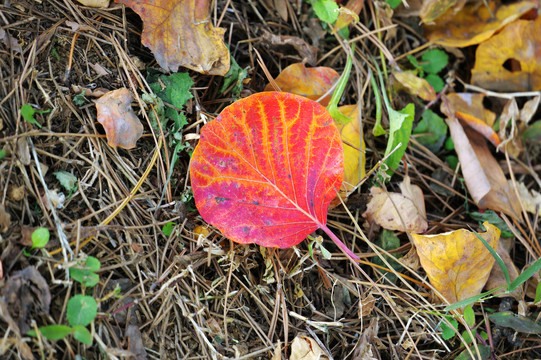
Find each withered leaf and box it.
[115,0,229,75]
[472,17,541,92]
[96,88,143,149]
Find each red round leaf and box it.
[190,92,344,248]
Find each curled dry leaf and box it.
[115,0,229,75]
[443,108,522,220]
[393,71,436,102]
[472,17,541,92]
[261,30,318,66]
[498,98,523,157]
[443,93,499,147]
[190,92,343,249]
[264,63,339,106]
[424,1,537,47]
[334,0,365,31]
[411,222,500,305]
[290,335,327,360]
[512,181,541,214]
[363,176,427,233]
[96,88,143,149]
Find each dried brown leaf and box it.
[96,88,143,149]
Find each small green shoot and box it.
[70,256,100,287]
[73,90,88,106]
[162,221,175,236]
[21,104,41,128]
[408,49,449,92]
[220,53,248,98]
[0,149,6,160]
[369,70,385,136]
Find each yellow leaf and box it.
[411,222,501,305]
[115,0,229,75]
[336,105,365,193]
[265,63,339,106]
[393,71,436,102]
[424,1,537,47]
[472,17,541,92]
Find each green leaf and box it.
[420,49,448,74]
[72,325,92,345]
[461,330,473,345]
[455,345,491,360]
[385,0,402,9]
[0,149,6,160]
[522,120,541,142]
[312,0,339,23]
[372,230,402,283]
[489,311,541,334]
[444,286,505,311]
[155,72,193,110]
[67,295,97,327]
[318,243,332,260]
[464,305,475,328]
[470,211,513,238]
[327,44,354,125]
[54,171,78,194]
[31,227,50,249]
[73,90,88,106]
[445,155,458,170]
[535,282,541,303]
[413,109,447,153]
[69,257,100,287]
[21,104,41,128]
[220,54,248,97]
[383,103,414,178]
[425,73,445,93]
[369,71,386,136]
[36,325,73,341]
[509,257,541,292]
[440,317,458,340]
[162,221,175,236]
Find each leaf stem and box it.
[319,223,359,260]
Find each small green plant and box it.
[31,227,50,250]
[162,221,175,236]
[408,49,449,92]
[54,171,78,196]
[0,149,6,160]
[73,90,88,106]
[220,53,248,98]
[307,235,332,260]
[28,256,101,345]
[20,104,51,128]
